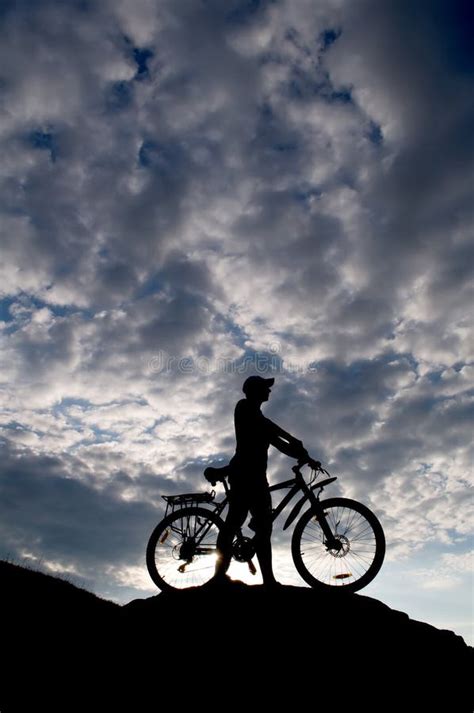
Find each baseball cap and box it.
[242,375,275,394]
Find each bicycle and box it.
[146,459,385,592]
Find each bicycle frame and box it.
[213,464,339,548]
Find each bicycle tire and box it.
[146,506,224,591]
[292,497,385,593]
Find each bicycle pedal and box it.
[248,560,257,575]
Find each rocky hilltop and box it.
[1,561,471,711]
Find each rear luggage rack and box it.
[162,491,215,515]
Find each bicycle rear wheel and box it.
[146,506,224,591]
[292,497,385,593]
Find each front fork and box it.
[306,493,341,552]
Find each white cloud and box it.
[411,550,474,591]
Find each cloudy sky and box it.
[0,0,472,641]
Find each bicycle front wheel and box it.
[292,498,385,593]
[146,507,224,591]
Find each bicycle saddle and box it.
[204,464,231,485]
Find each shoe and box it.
[262,579,283,590]
[202,573,232,588]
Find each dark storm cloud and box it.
[0,437,208,591]
[0,440,158,569]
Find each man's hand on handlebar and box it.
[298,455,323,471]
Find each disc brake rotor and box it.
[328,534,350,558]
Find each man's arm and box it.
[265,418,309,460]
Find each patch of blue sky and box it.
[68,430,121,451]
[366,121,383,145]
[89,425,120,442]
[292,185,322,206]
[138,141,164,169]
[104,40,155,113]
[142,416,172,436]
[285,76,320,102]
[445,529,472,545]
[137,140,160,168]
[422,539,468,556]
[134,273,165,300]
[137,140,185,173]
[417,462,434,475]
[285,68,352,105]
[381,351,421,371]
[1,297,70,335]
[40,300,92,320]
[54,397,146,418]
[320,28,342,51]
[425,369,445,385]
[258,30,347,106]
[52,398,93,427]
[1,420,35,434]
[441,361,468,373]
[132,47,153,80]
[54,397,93,411]
[324,87,352,104]
[0,297,18,323]
[27,129,57,162]
[0,295,94,330]
[269,329,318,352]
[121,33,154,79]
[2,320,22,337]
[105,81,133,112]
[232,346,284,376]
[220,317,249,351]
[314,353,419,390]
[253,104,300,154]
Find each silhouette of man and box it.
[214,376,311,586]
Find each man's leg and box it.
[214,493,247,577]
[250,489,278,585]
[255,533,276,585]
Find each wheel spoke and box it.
[293,499,385,591]
[147,507,221,590]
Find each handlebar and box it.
[294,457,330,477]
